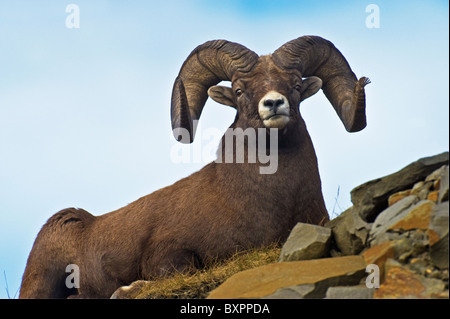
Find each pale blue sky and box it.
[0,0,448,298]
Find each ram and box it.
[19,36,369,298]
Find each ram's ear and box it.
[208,86,236,108]
[300,76,323,102]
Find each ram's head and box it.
[171,36,370,143]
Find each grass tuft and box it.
[132,244,281,299]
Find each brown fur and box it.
[20,36,368,298]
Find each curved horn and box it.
[171,40,259,143]
[272,36,370,132]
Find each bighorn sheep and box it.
[19,36,369,298]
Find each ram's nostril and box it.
[275,99,284,107]
[264,99,274,107]
[264,98,284,110]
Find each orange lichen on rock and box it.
[387,200,435,231]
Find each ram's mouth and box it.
[264,113,289,120]
[262,113,290,129]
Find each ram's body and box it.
[19,36,369,298]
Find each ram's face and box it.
[207,55,322,130]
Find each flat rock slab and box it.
[325,285,375,299]
[430,233,449,269]
[279,223,331,261]
[429,201,449,241]
[351,152,448,222]
[207,256,366,299]
[387,200,435,232]
[369,197,430,246]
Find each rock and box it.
[424,165,449,202]
[407,257,436,277]
[388,190,411,206]
[362,241,395,280]
[325,207,371,255]
[426,165,448,182]
[369,195,418,245]
[384,258,403,276]
[279,223,331,261]
[392,232,429,263]
[325,285,374,299]
[427,190,439,202]
[430,234,449,269]
[350,152,449,222]
[374,266,446,299]
[264,284,316,299]
[386,200,435,232]
[363,231,431,278]
[369,199,436,247]
[207,256,366,299]
[438,166,449,202]
[428,201,449,242]
[410,181,434,201]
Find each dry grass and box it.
[132,244,281,299]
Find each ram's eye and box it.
[294,85,302,92]
[235,89,243,97]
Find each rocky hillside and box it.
[207,151,449,299]
[113,152,449,299]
